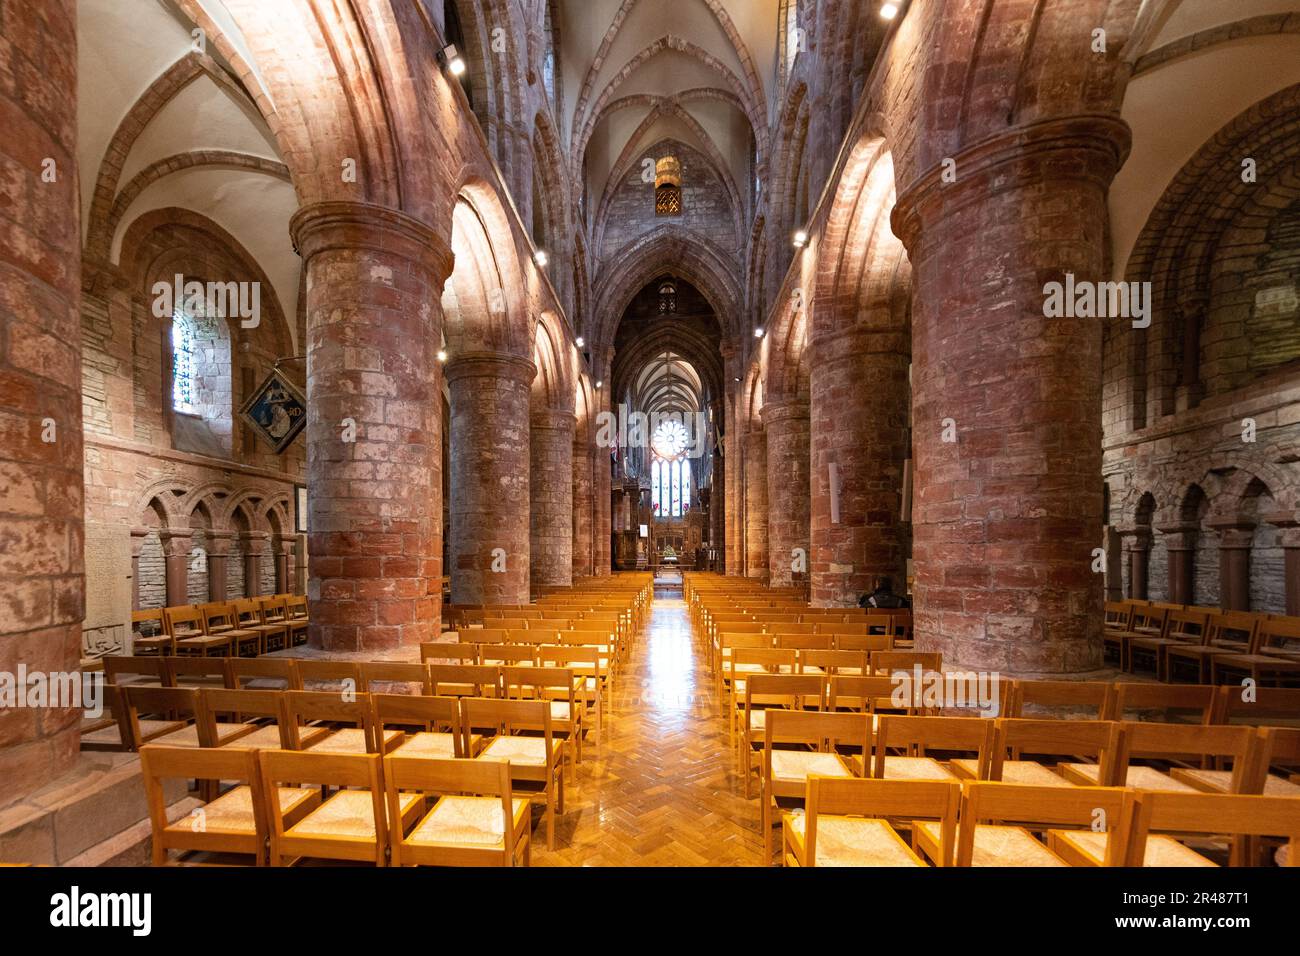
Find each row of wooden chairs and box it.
[748,709,1300,864]
[721,646,941,705]
[131,594,307,657]
[1105,602,1300,685]
[781,776,1300,867]
[128,688,571,854]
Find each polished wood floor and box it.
[531,588,766,866]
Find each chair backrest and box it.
[872,714,996,779]
[827,675,899,713]
[993,718,1122,784]
[1165,608,1210,643]
[1108,683,1217,724]
[257,750,386,860]
[286,594,308,618]
[132,608,165,631]
[296,660,361,691]
[1104,601,1133,629]
[804,777,960,867]
[359,661,432,696]
[763,708,870,752]
[226,657,300,690]
[1008,679,1113,720]
[202,687,288,744]
[773,633,833,650]
[743,673,826,713]
[1258,617,1300,652]
[460,627,509,645]
[124,686,204,743]
[164,655,231,688]
[801,649,869,675]
[502,665,576,697]
[1128,790,1300,866]
[421,642,480,664]
[958,781,1135,867]
[140,745,267,859]
[1131,604,1170,633]
[731,647,797,674]
[1118,722,1260,792]
[103,655,170,686]
[871,651,942,675]
[834,634,891,653]
[480,644,541,666]
[462,696,553,740]
[1215,684,1300,726]
[1207,610,1257,646]
[259,596,288,623]
[282,690,378,751]
[428,664,502,697]
[197,602,236,631]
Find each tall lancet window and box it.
[650,419,691,518]
[172,309,197,413]
[655,156,682,216]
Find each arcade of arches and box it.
[4,0,1300,864]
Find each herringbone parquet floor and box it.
[530,588,765,866]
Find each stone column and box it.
[161,531,193,608]
[809,325,910,607]
[294,534,308,595]
[764,400,810,587]
[744,429,768,581]
[592,354,613,576]
[291,202,450,651]
[530,408,575,590]
[1279,526,1300,617]
[722,346,742,575]
[273,534,296,595]
[207,532,234,603]
[892,116,1130,675]
[1211,524,1254,612]
[446,352,535,604]
[1120,528,1152,600]
[572,437,594,578]
[1160,525,1197,606]
[0,0,83,798]
[130,528,151,610]
[711,444,725,567]
[242,531,269,599]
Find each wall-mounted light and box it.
[575,336,585,348]
[595,380,603,389]
[442,44,466,76]
[437,349,448,363]
[754,327,765,339]
[733,376,741,383]
[534,250,549,267]
[792,230,808,248]
[880,2,900,20]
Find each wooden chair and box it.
[964,718,1122,789]
[385,755,530,866]
[228,598,279,655]
[1214,684,1300,726]
[123,686,213,749]
[465,697,564,850]
[871,651,942,675]
[1127,608,1210,681]
[503,665,584,766]
[538,645,604,738]
[944,781,1135,867]
[282,690,399,754]
[163,655,230,690]
[226,657,300,691]
[103,654,169,687]
[140,745,320,865]
[200,687,291,750]
[1213,618,1300,686]
[1006,679,1113,720]
[783,776,959,867]
[869,714,990,782]
[284,595,309,646]
[726,647,796,708]
[760,709,868,863]
[1063,722,1258,794]
[257,597,293,652]
[81,684,182,751]
[834,634,891,653]
[166,605,232,657]
[1167,610,1259,683]
[479,644,541,667]
[197,602,262,657]
[1110,603,1171,671]
[1126,790,1300,867]
[259,750,418,866]
[131,608,171,656]
[799,648,869,677]
[774,633,833,651]
[374,693,472,759]
[738,673,826,797]
[827,675,902,716]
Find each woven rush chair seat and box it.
[288,789,422,841]
[404,796,531,848]
[916,821,1066,866]
[305,727,403,755]
[148,721,254,748]
[769,750,852,785]
[1062,763,1199,792]
[784,813,926,867]
[173,785,319,837]
[1049,829,1214,867]
[477,735,562,768]
[949,758,1072,787]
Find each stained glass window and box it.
[172,310,196,413]
[650,420,692,518]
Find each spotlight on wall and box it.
[437,349,448,363]
[575,336,585,348]
[595,379,603,389]
[880,2,900,19]
[733,376,741,383]
[792,230,808,248]
[442,44,467,76]
[754,327,765,339]
[534,250,549,268]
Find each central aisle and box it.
[532,589,764,866]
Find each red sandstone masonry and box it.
[744,429,768,581]
[291,202,450,652]
[530,407,575,589]
[447,351,536,602]
[763,400,810,588]
[0,0,84,803]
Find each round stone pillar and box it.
[722,347,742,575]
[530,408,575,590]
[446,352,535,604]
[592,357,613,576]
[892,116,1131,675]
[0,0,83,799]
[744,429,769,581]
[809,325,910,606]
[290,202,451,651]
[763,400,810,587]
[571,438,594,578]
